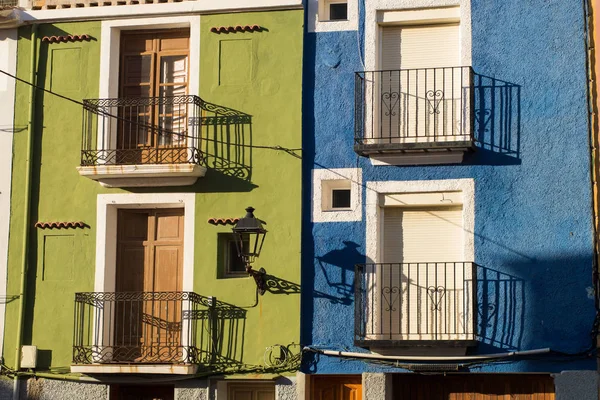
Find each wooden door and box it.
[115,209,184,362]
[228,383,276,400]
[393,374,555,399]
[119,30,190,164]
[311,376,362,400]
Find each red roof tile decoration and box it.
[210,25,263,34]
[207,218,240,226]
[42,34,92,43]
[35,221,88,229]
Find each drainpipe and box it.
[303,346,551,362]
[583,0,600,351]
[12,23,38,400]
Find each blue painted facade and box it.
[301,0,597,375]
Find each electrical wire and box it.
[0,68,302,153]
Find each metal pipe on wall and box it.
[12,23,38,400]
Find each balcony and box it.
[354,262,477,350]
[72,291,242,374]
[77,95,251,187]
[354,67,474,164]
[0,0,17,7]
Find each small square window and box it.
[218,233,248,278]
[321,179,352,211]
[329,3,348,20]
[332,189,351,209]
[319,0,348,22]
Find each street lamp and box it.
[232,207,268,295]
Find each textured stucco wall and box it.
[5,9,303,373]
[362,373,391,400]
[554,371,599,400]
[0,377,13,400]
[175,379,209,400]
[20,378,108,400]
[275,377,297,400]
[302,0,597,375]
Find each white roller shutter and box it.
[374,205,469,341]
[378,24,465,142]
[381,24,460,70]
[383,206,464,263]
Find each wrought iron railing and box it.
[354,67,474,153]
[81,95,251,167]
[0,0,18,8]
[73,291,221,365]
[355,262,477,345]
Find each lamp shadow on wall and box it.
[467,73,522,166]
[262,241,363,304]
[262,273,349,305]
[476,265,525,352]
[313,241,365,306]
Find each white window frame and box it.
[364,3,472,71]
[307,0,358,32]
[323,180,352,211]
[365,179,474,264]
[364,179,475,342]
[312,168,362,222]
[361,4,472,165]
[319,0,348,22]
[92,193,196,362]
[95,193,196,293]
[97,16,200,160]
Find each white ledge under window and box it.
[76,164,207,188]
[70,363,198,375]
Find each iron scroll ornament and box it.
[426,90,444,114]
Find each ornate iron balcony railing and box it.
[81,95,251,167]
[354,67,474,155]
[73,291,219,365]
[354,262,477,347]
[0,0,18,8]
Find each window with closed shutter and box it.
[365,203,472,341]
[376,24,467,143]
[381,24,460,71]
[383,206,464,263]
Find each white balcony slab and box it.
[71,364,199,375]
[77,163,207,188]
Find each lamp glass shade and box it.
[232,207,267,265]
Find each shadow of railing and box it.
[476,266,525,350]
[193,296,247,369]
[199,101,253,181]
[470,73,522,165]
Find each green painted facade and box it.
[5,10,303,374]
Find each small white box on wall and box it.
[21,345,37,369]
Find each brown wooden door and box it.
[393,374,555,399]
[115,209,184,362]
[228,383,276,400]
[119,30,190,164]
[311,376,362,400]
